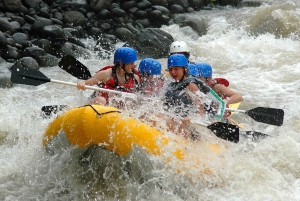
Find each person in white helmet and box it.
[169,41,194,63]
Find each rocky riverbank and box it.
[0,0,251,88]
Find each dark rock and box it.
[24,46,46,59]
[22,0,40,10]
[111,8,126,18]
[149,10,162,20]
[6,38,16,47]
[170,4,185,14]
[36,54,59,67]
[39,7,51,19]
[24,15,36,24]
[9,21,21,32]
[0,17,15,33]
[87,27,102,36]
[67,37,86,47]
[11,16,26,26]
[135,10,148,19]
[37,39,53,54]
[86,12,95,20]
[135,19,150,28]
[0,31,8,47]
[152,5,170,16]
[63,27,80,38]
[189,0,205,10]
[126,23,140,34]
[63,11,87,27]
[12,32,28,45]
[32,17,53,32]
[110,3,120,10]
[137,1,152,9]
[129,7,139,14]
[3,0,22,12]
[97,9,111,19]
[59,42,90,58]
[20,23,31,33]
[219,0,241,6]
[114,27,133,41]
[122,1,137,11]
[53,12,63,21]
[51,18,64,26]
[100,23,111,31]
[42,25,65,39]
[91,0,112,12]
[129,28,173,59]
[173,0,189,10]
[16,57,39,70]
[148,0,168,7]
[2,45,20,60]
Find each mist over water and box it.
[1,0,300,200]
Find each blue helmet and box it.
[114,47,138,65]
[138,58,162,75]
[198,62,212,77]
[188,63,198,76]
[167,54,188,69]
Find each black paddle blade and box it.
[11,65,50,86]
[59,55,92,80]
[41,105,67,118]
[246,107,284,126]
[207,122,239,143]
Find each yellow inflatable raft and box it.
[43,105,223,175]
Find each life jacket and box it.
[93,65,140,103]
[207,77,232,118]
[164,77,210,115]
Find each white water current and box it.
[1,0,300,200]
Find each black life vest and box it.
[164,77,210,115]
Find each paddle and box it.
[226,107,284,126]
[10,65,136,98]
[58,55,92,79]
[191,120,239,143]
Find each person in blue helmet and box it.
[189,62,243,105]
[188,62,243,118]
[163,54,215,138]
[77,47,141,106]
[138,58,165,96]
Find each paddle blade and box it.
[59,55,92,80]
[11,65,50,86]
[207,122,239,143]
[246,107,284,126]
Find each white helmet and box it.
[169,41,190,53]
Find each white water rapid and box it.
[1,0,300,200]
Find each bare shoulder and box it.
[94,68,112,82]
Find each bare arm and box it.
[213,84,243,105]
[186,82,205,115]
[77,68,112,90]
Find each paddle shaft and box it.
[225,108,247,113]
[19,72,136,98]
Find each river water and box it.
[1,0,300,200]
